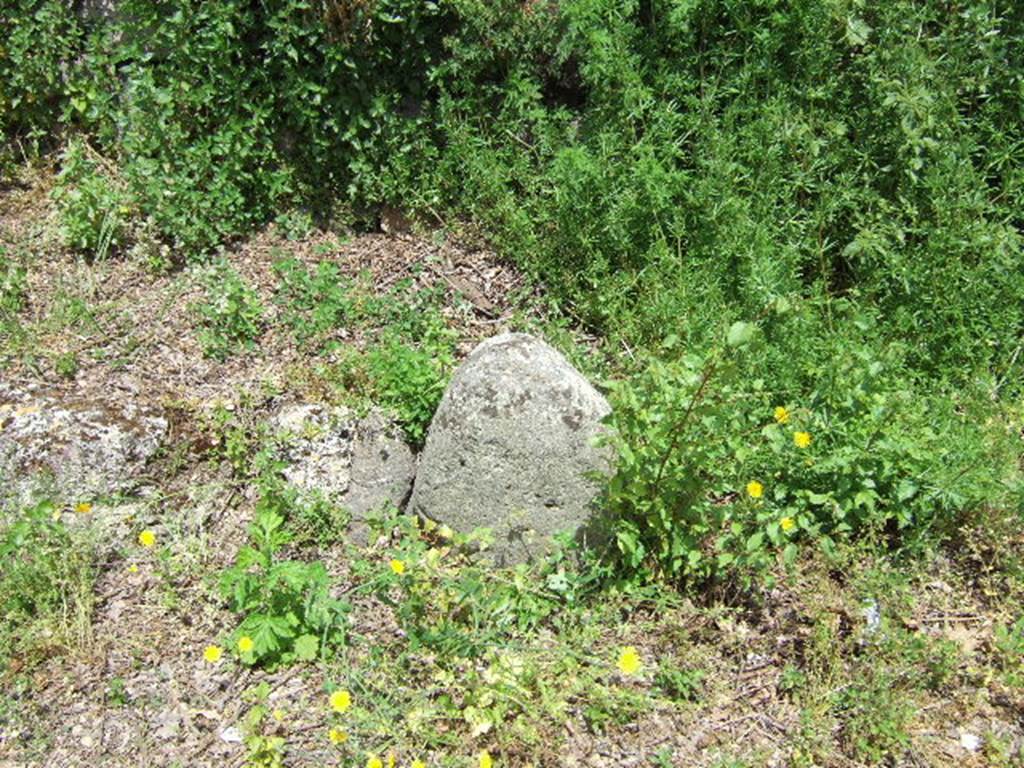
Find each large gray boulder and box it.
[0,382,167,506]
[409,333,612,564]
[270,404,416,542]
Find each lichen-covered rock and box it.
[0,382,167,505]
[409,332,612,565]
[271,404,415,541]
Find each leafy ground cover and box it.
[2,1,1024,765]
[0,166,1022,768]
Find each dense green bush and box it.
[602,307,1021,586]
[5,0,1016,377]
[16,0,448,253]
[0,1,81,157]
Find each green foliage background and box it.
[2,0,1022,580]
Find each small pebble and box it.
[960,732,981,752]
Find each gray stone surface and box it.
[0,382,167,505]
[409,332,612,564]
[74,0,121,23]
[271,404,415,540]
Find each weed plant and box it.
[0,500,98,673]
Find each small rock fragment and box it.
[271,403,415,541]
[959,732,981,752]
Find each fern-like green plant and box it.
[219,483,349,666]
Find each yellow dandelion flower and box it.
[479,750,493,768]
[203,645,223,663]
[773,406,790,424]
[412,761,427,768]
[237,636,254,654]
[794,431,811,449]
[390,558,406,575]
[367,757,383,768]
[138,529,156,548]
[328,727,347,744]
[387,754,396,768]
[330,689,351,713]
[75,502,92,514]
[127,564,139,574]
[746,481,764,499]
[780,517,796,532]
[617,646,642,675]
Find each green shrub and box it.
[3,1,1020,377]
[194,262,265,360]
[364,337,448,446]
[52,140,132,258]
[0,500,98,672]
[314,281,457,445]
[600,320,773,583]
[601,310,1022,587]
[0,0,81,151]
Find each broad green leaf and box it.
[727,321,755,348]
[293,634,319,662]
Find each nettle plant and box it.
[272,257,354,347]
[194,262,265,360]
[220,477,350,666]
[601,320,766,583]
[601,305,1014,588]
